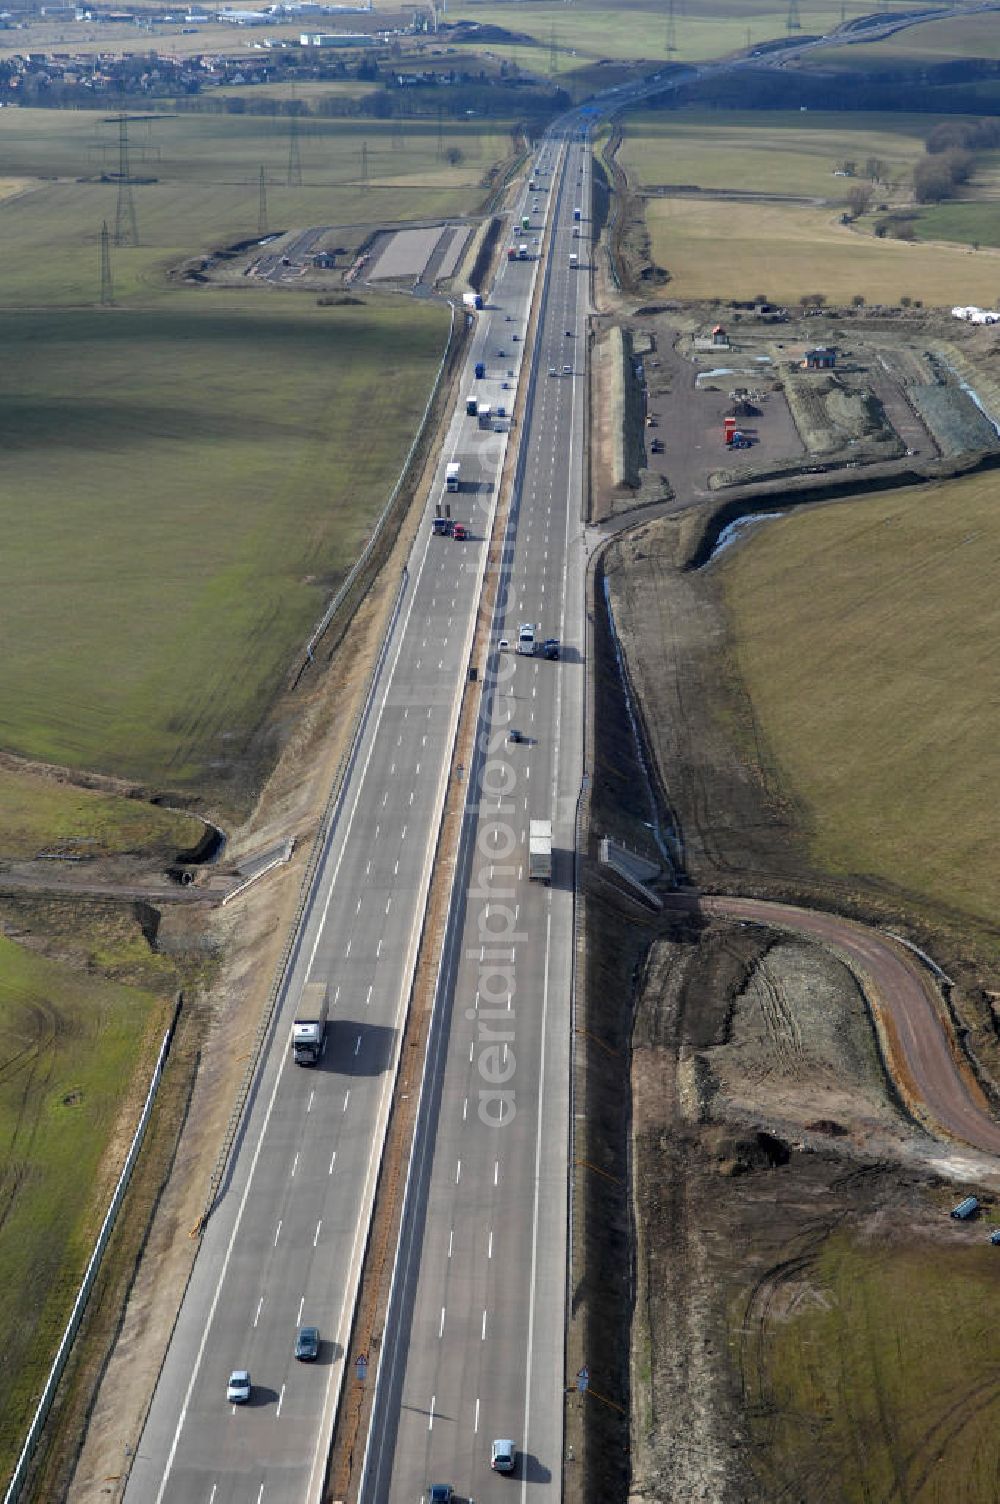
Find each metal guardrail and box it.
[199,568,409,1228]
[3,997,183,1504]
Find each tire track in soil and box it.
[0,996,59,1236]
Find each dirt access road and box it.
[671,894,1000,1160]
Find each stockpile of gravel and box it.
[908,383,1000,456]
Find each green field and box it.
[0,933,160,1476]
[444,0,946,68]
[617,110,934,196]
[0,109,510,306]
[647,195,1000,304]
[0,294,448,797]
[816,9,1000,69]
[0,767,205,860]
[719,472,1000,928]
[748,1230,1000,1501]
[913,198,1000,249]
[0,105,514,805]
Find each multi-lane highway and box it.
[360,134,592,1504]
[124,126,573,1504]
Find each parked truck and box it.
[446,461,461,492]
[292,981,328,1065]
[529,820,552,883]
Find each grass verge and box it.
[0,932,163,1483]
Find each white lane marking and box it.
[409,791,414,805]
[428,1395,436,1431]
[365,860,371,876]
[297,1295,304,1324]
[455,1159,462,1184]
[474,1397,480,1434]
[314,1220,322,1248]
[291,1152,299,1177]
[256,1486,264,1504]
[382,791,388,806]
[274,1221,282,1247]
[356,897,363,914]
[481,1310,487,1341]
[390,762,396,776]
[345,938,352,958]
[375,823,380,839]
[254,1296,264,1328]
[488,1229,493,1260]
[307,1090,314,1113]
[276,1384,285,1418]
[385,896,392,914]
[366,984,373,1007]
[494,1160,500,1186]
[376,938,383,958]
[469,1041,474,1062]
[355,1034,362,1056]
[329,1150,337,1175]
[401,825,407,840]
[448,1228,454,1258]
[439,1307,446,1339]
[462,1097,468,1121]
[210,1488,217,1504]
[520,911,554,1504]
[343,1091,350,1113]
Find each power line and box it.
[257,164,268,236]
[287,115,302,187]
[99,219,113,305]
[113,113,138,247]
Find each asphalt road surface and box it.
[125,159,549,1504]
[359,134,591,1504]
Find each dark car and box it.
[508,728,525,744]
[540,639,560,660]
[294,1326,320,1361]
[427,1489,453,1504]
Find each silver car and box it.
[227,1369,251,1404]
[491,1438,516,1473]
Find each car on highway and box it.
[539,638,560,660]
[294,1326,320,1361]
[497,349,507,357]
[498,638,510,651]
[508,728,525,744]
[227,1370,251,1404]
[562,364,572,374]
[491,1438,517,1473]
[427,1488,453,1503]
[549,366,557,377]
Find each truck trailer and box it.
[462,291,484,310]
[292,981,328,1065]
[528,820,552,883]
[446,462,461,492]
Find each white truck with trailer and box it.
[529,820,552,883]
[292,981,328,1065]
